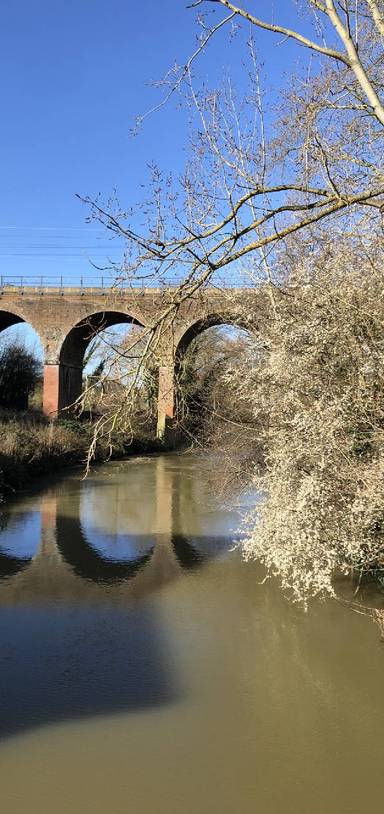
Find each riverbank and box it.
[0,410,164,499]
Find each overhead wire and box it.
[0,226,125,260]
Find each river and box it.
[0,452,383,814]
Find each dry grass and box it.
[0,409,159,498]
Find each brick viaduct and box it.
[0,284,255,437]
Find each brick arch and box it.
[169,312,252,427]
[0,306,44,345]
[156,306,251,440]
[59,310,144,368]
[0,308,25,332]
[46,310,145,416]
[174,312,248,360]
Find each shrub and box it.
[0,343,41,411]
[229,239,384,603]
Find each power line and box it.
[0,255,122,261]
[0,225,107,231]
[0,246,123,251]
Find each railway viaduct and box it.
[0,282,256,437]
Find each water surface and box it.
[0,453,383,814]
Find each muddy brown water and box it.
[0,452,383,814]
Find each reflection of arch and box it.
[171,535,205,570]
[172,534,232,571]
[58,310,144,412]
[0,550,32,580]
[56,512,154,584]
[0,508,41,579]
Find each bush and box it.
[227,238,384,603]
[0,343,41,410]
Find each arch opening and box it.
[0,312,43,411]
[175,317,255,418]
[174,319,263,474]
[57,311,145,415]
[154,314,252,441]
[175,313,250,359]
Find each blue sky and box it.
[0,0,314,287]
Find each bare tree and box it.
[73,3,384,609]
[192,1,384,120]
[78,0,383,456]
[80,1,383,294]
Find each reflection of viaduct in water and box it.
[0,458,224,606]
[0,284,256,436]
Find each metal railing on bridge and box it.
[0,273,250,291]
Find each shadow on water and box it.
[0,455,235,741]
[0,603,178,741]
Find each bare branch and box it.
[365,0,384,38]
[202,0,349,62]
[136,10,236,127]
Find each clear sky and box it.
[0,0,311,285]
